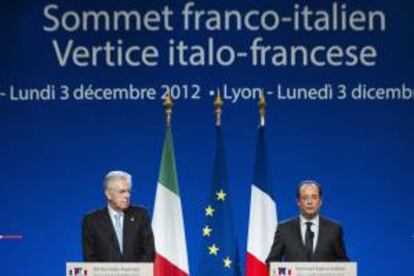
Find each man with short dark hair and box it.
[82,171,155,262]
[266,180,349,263]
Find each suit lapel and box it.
[101,208,122,255]
[123,208,137,258]
[293,218,308,260]
[314,216,327,259]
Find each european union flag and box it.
[196,126,241,276]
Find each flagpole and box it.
[164,93,173,127]
[258,90,266,127]
[214,89,223,127]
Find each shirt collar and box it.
[300,214,319,227]
[107,204,124,218]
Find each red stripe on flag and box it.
[154,253,188,276]
[246,252,268,276]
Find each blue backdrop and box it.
[0,1,413,275]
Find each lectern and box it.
[66,262,153,276]
[270,262,357,276]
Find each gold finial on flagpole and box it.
[164,93,173,127]
[258,89,266,127]
[214,89,223,127]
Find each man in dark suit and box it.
[266,180,349,263]
[82,171,155,262]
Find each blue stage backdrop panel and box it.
[0,1,413,275]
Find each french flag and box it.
[246,125,277,276]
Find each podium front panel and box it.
[270,262,357,276]
[66,262,153,276]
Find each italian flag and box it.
[152,127,189,276]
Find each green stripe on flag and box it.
[158,127,180,195]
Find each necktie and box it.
[305,222,314,260]
[114,213,123,253]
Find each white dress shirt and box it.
[300,214,319,253]
[107,205,124,230]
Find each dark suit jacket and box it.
[82,205,155,262]
[266,216,349,263]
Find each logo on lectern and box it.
[69,267,88,276]
[276,267,296,276]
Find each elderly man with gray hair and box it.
[82,171,155,262]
